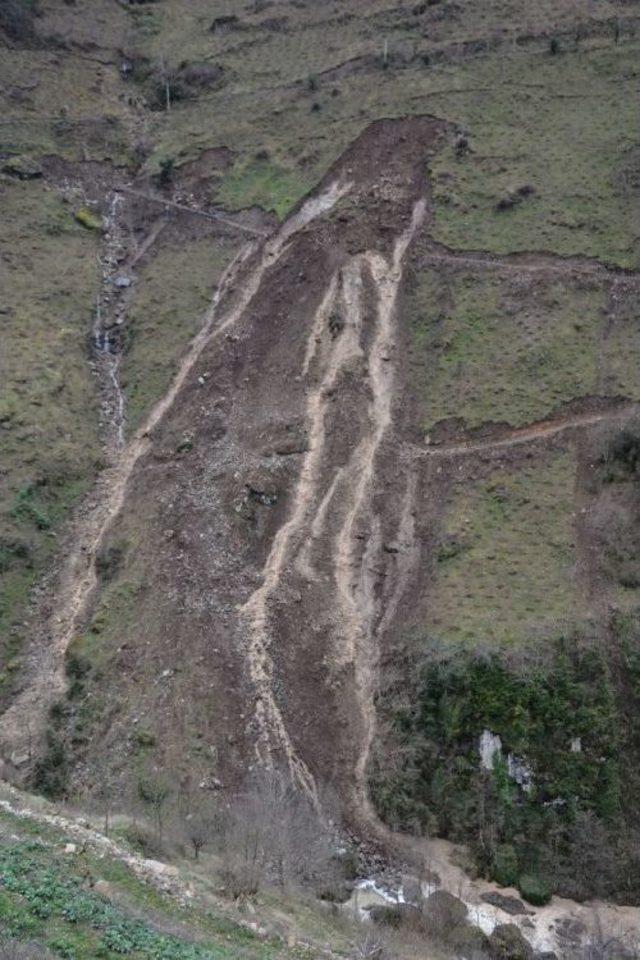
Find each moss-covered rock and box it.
[74,207,103,231]
[2,156,43,179]
[489,924,534,960]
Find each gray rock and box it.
[2,155,43,179]
[482,891,533,916]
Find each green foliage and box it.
[216,157,308,220]
[491,844,518,888]
[157,156,174,187]
[11,488,51,532]
[370,639,630,898]
[517,873,551,906]
[0,840,228,958]
[597,423,640,483]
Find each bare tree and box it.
[217,769,339,897]
[137,773,172,845]
[579,912,639,960]
[178,789,219,861]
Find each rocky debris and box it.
[553,918,587,947]
[481,892,533,916]
[2,155,43,179]
[400,874,422,905]
[489,923,535,960]
[199,776,223,790]
[507,753,533,793]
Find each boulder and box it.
[2,155,43,179]
[482,891,533,916]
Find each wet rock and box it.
[489,923,534,960]
[482,892,533,916]
[2,155,42,179]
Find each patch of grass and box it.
[427,44,640,267]
[0,179,102,690]
[216,157,309,220]
[407,267,622,432]
[0,822,321,960]
[121,234,239,432]
[428,452,579,648]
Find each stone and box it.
[2,155,43,179]
[482,892,533,916]
[479,729,502,770]
[64,843,77,854]
[113,275,132,288]
[400,874,422,905]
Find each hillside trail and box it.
[0,177,351,764]
[412,402,639,459]
[421,246,639,279]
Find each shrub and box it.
[549,37,560,55]
[492,844,519,888]
[489,923,534,960]
[518,873,551,906]
[157,157,174,187]
[0,0,39,42]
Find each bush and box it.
[157,157,174,187]
[492,844,519,887]
[0,0,39,42]
[518,873,551,906]
[489,923,534,960]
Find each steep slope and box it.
[2,0,640,924]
